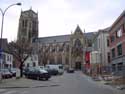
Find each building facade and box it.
[0,39,13,69]
[92,28,111,73]
[17,9,96,70]
[35,26,96,70]
[109,10,125,75]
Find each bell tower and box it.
[17,8,38,43]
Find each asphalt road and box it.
[0,71,124,94]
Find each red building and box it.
[109,10,125,74]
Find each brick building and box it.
[109,10,125,75]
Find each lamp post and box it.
[0,3,21,71]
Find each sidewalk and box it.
[0,77,57,88]
[82,73,125,89]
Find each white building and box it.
[0,52,13,69]
[92,28,110,66]
[0,39,13,69]
[90,51,101,64]
[24,54,38,67]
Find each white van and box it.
[46,64,64,75]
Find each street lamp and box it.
[0,3,21,69]
[0,3,21,41]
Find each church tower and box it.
[17,8,38,43]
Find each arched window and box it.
[74,39,82,49]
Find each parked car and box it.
[67,68,75,73]
[9,68,17,77]
[23,67,34,77]
[1,69,13,79]
[24,67,51,80]
[45,64,64,75]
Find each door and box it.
[75,62,81,70]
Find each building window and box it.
[111,48,115,58]
[107,52,110,63]
[117,63,123,71]
[27,63,29,67]
[10,56,11,61]
[7,55,9,61]
[117,44,122,56]
[116,28,122,38]
[110,35,115,43]
[25,20,28,27]
[33,62,36,67]
[112,64,116,71]
[22,20,28,28]
[22,20,25,27]
[107,39,109,47]
[98,38,100,48]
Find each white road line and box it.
[2,90,17,94]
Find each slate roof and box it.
[36,32,96,44]
[37,35,70,44]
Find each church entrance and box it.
[75,62,81,70]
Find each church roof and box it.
[38,35,70,44]
[36,32,96,44]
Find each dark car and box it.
[67,68,75,73]
[45,65,59,76]
[9,68,17,77]
[46,68,59,76]
[25,67,51,80]
[1,69,13,79]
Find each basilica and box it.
[17,9,96,70]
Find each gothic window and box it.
[73,39,82,55]
[25,20,28,27]
[22,20,28,28]
[22,20,25,27]
[88,39,92,47]
[74,39,82,49]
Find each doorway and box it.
[75,62,81,70]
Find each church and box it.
[17,9,96,70]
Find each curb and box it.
[0,84,60,89]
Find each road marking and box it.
[2,90,17,94]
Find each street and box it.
[0,71,124,94]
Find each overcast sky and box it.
[0,0,125,42]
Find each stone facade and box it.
[17,8,38,43]
[35,26,96,69]
[17,9,96,70]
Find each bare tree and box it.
[8,40,32,77]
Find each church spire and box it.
[74,25,83,34]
